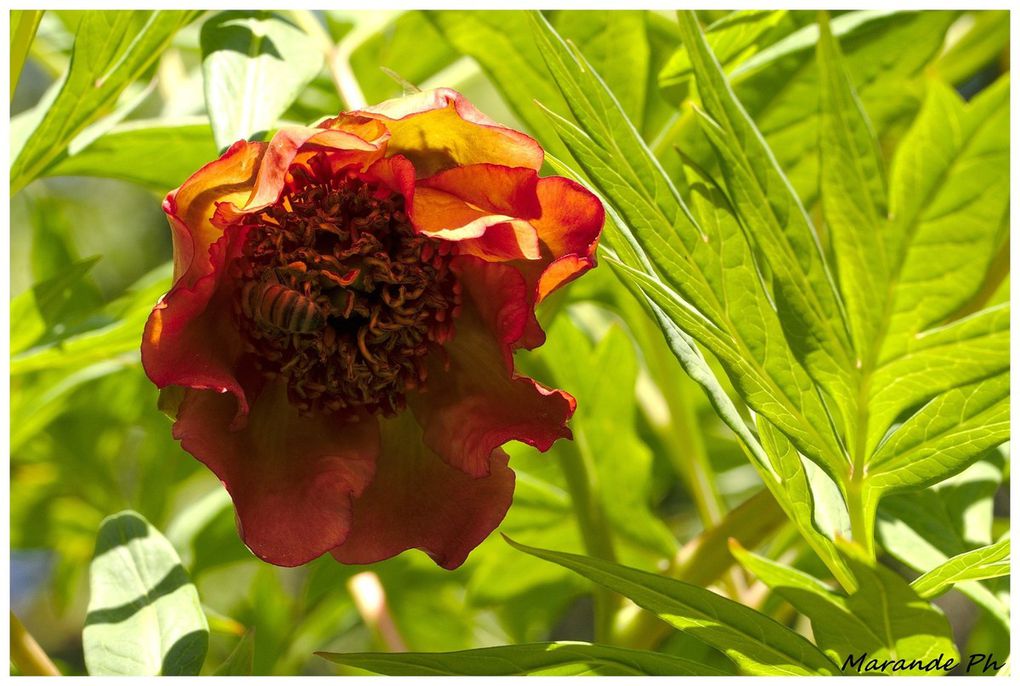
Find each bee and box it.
[241,272,325,334]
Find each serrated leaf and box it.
[912,534,1010,599]
[817,14,888,361]
[506,537,839,676]
[11,10,198,193]
[200,11,323,150]
[46,119,218,192]
[83,511,208,676]
[659,10,787,100]
[319,641,727,676]
[677,11,854,423]
[532,13,845,478]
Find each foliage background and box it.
[9,9,1010,676]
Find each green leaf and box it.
[11,262,171,375]
[45,119,218,192]
[468,315,674,639]
[551,11,650,128]
[11,10,45,99]
[549,321,677,559]
[867,372,1009,492]
[83,511,208,676]
[532,13,845,477]
[659,10,787,101]
[912,534,1010,599]
[677,11,854,423]
[726,10,956,206]
[878,454,1009,629]
[11,10,198,193]
[817,13,888,361]
[867,77,1010,452]
[869,305,1010,457]
[732,539,959,674]
[506,537,839,676]
[214,630,255,676]
[200,10,323,150]
[319,641,728,676]
[10,257,102,355]
[755,419,854,590]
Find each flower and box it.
[141,89,604,569]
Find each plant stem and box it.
[10,612,60,676]
[846,479,876,560]
[347,572,406,652]
[557,436,619,643]
[287,9,366,110]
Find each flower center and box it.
[231,158,459,417]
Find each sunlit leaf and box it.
[732,539,959,674]
[320,641,727,676]
[659,10,787,101]
[817,13,887,362]
[200,10,323,150]
[912,534,1010,599]
[11,10,199,193]
[507,537,839,676]
[46,119,217,192]
[11,10,45,99]
[677,11,854,427]
[83,511,208,676]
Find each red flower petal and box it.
[408,258,576,478]
[221,124,388,221]
[331,412,514,570]
[411,165,603,305]
[356,88,544,176]
[412,164,542,260]
[364,154,417,214]
[173,381,379,567]
[142,142,264,412]
[529,176,604,303]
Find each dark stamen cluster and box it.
[230,155,460,416]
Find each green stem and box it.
[10,613,60,676]
[287,10,366,110]
[846,479,877,560]
[557,436,619,643]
